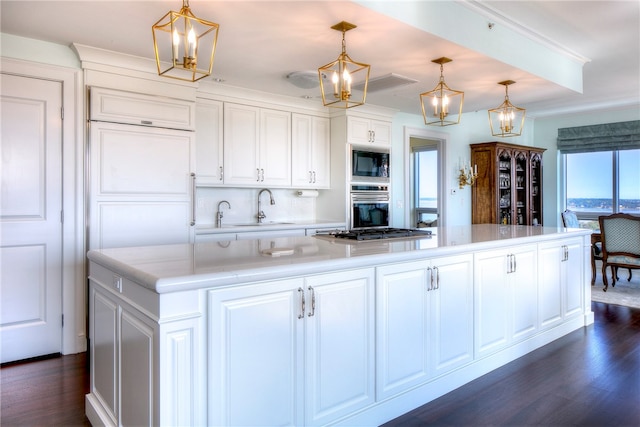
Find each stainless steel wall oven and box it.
[350,185,390,229]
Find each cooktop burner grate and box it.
[329,227,432,241]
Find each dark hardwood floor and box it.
[1,301,639,427]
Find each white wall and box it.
[533,107,640,226]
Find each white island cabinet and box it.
[86,225,593,427]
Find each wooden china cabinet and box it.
[471,142,545,226]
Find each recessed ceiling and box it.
[1,1,638,118]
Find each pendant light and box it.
[488,80,526,137]
[420,57,464,126]
[152,0,220,82]
[318,21,370,109]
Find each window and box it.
[565,148,640,228]
[559,120,639,229]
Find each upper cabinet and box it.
[471,142,545,226]
[347,116,391,147]
[195,98,223,185]
[89,86,195,130]
[291,113,331,189]
[223,103,291,187]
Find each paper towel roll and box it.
[296,190,319,198]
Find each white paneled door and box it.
[0,74,63,363]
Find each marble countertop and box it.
[88,225,591,294]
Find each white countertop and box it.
[88,225,591,294]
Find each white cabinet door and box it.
[89,282,156,427]
[89,122,195,249]
[207,268,374,427]
[208,278,305,427]
[376,255,473,399]
[538,237,583,329]
[223,103,260,185]
[474,249,510,358]
[474,244,537,358]
[260,108,291,186]
[223,103,291,187]
[376,261,430,399]
[347,116,391,146]
[304,268,375,426]
[510,245,538,341]
[195,98,223,185]
[90,86,195,130]
[429,254,474,377]
[292,114,331,189]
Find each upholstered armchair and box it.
[598,213,640,291]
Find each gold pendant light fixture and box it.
[152,0,219,82]
[488,80,526,137]
[318,21,370,109]
[420,57,464,126]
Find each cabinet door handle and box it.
[307,286,316,317]
[312,171,316,183]
[256,168,260,182]
[298,287,305,319]
[261,168,265,182]
[190,172,196,226]
[512,254,517,273]
[427,267,433,291]
[372,130,375,142]
[308,171,313,184]
[433,266,440,290]
[219,166,223,181]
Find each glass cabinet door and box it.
[497,148,513,224]
[514,151,527,225]
[530,152,542,226]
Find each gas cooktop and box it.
[318,227,433,241]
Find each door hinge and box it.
[61,314,64,327]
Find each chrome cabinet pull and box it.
[219,166,223,181]
[513,254,516,272]
[427,267,433,291]
[312,171,316,183]
[256,168,260,182]
[298,287,305,319]
[433,266,440,290]
[308,171,313,183]
[307,286,316,317]
[190,172,196,226]
[260,168,265,182]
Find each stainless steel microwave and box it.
[351,145,390,183]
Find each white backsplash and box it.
[196,187,318,227]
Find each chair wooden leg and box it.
[602,263,609,292]
[590,253,596,286]
[627,268,633,281]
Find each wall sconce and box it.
[318,21,370,109]
[152,0,219,82]
[458,160,478,189]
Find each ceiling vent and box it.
[353,73,418,92]
[286,71,322,89]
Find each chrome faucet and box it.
[216,200,231,228]
[257,189,275,223]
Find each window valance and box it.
[557,120,640,153]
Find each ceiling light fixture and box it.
[152,0,219,82]
[420,57,464,126]
[488,80,526,137]
[318,21,370,109]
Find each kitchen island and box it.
[86,225,593,427]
